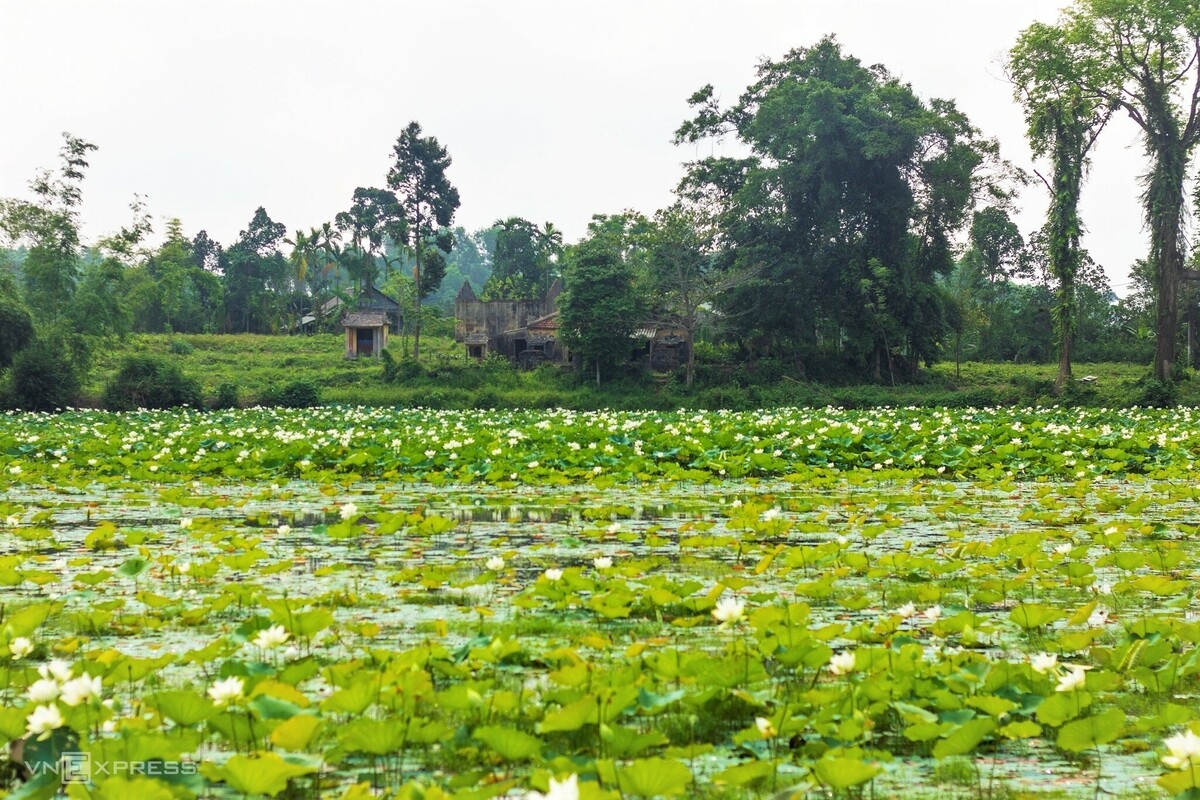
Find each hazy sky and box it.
[0,1,1159,294]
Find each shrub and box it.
[213,382,241,410]
[1136,377,1177,408]
[381,350,426,383]
[259,380,321,408]
[10,342,81,412]
[168,338,194,355]
[102,355,203,411]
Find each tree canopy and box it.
[675,37,1009,378]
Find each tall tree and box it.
[223,208,288,333]
[0,133,97,324]
[675,38,1004,379]
[968,208,1025,289]
[1039,0,1200,382]
[334,187,405,291]
[560,221,643,387]
[484,217,558,299]
[1010,20,1113,392]
[644,204,759,388]
[0,268,34,369]
[387,122,460,361]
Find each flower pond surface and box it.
[3,407,1200,798]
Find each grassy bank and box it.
[78,333,1191,409]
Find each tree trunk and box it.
[413,210,424,363]
[413,257,422,363]
[1148,134,1190,384]
[1189,305,1198,369]
[1152,206,1184,384]
[1055,327,1072,395]
[685,327,696,389]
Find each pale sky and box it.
[0,0,1162,294]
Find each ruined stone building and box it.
[454,277,692,371]
[454,279,566,367]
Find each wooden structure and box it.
[343,312,389,358]
[634,325,690,371]
[342,286,402,359]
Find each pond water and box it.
[1,475,1192,797]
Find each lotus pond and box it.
[4,406,1200,799]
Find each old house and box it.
[342,285,402,359]
[455,279,564,362]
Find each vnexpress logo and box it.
[26,753,197,783]
[25,752,91,784]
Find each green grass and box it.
[76,332,1198,409]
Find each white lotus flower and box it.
[339,502,359,521]
[593,556,613,570]
[8,637,34,659]
[922,605,943,622]
[712,596,745,625]
[1163,729,1200,770]
[1053,542,1072,555]
[179,517,193,529]
[59,674,102,706]
[1030,652,1058,674]
[208,676,245,706]
[27,678,61,703]
[25,704,64,740]
[277,524,292,535]
[543,568,563,582]
[39,660,72,682]
[253,625,290,650]
[828,651,857,676]
[755,716,777,738]
[524,774,579,800]
[1055,665,1088,693]
[896,602,918,619]
[486,556,505,571]
[760,507,781,522]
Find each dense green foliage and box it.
[7,341,80,412]
[560,223,643,385]
[483,217,561,299]
[258,379,321,409]
[675,37,1007,378]
[101,355,204,411]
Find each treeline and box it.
[3,1,1199,411]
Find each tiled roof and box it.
[342,311,389,327]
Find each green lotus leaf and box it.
[202,751,317,797]
[1056,707,1125,752]
[154,690,216,726]
[607,757,693,797]
[813,756,880,790]
[473,725,543,761]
